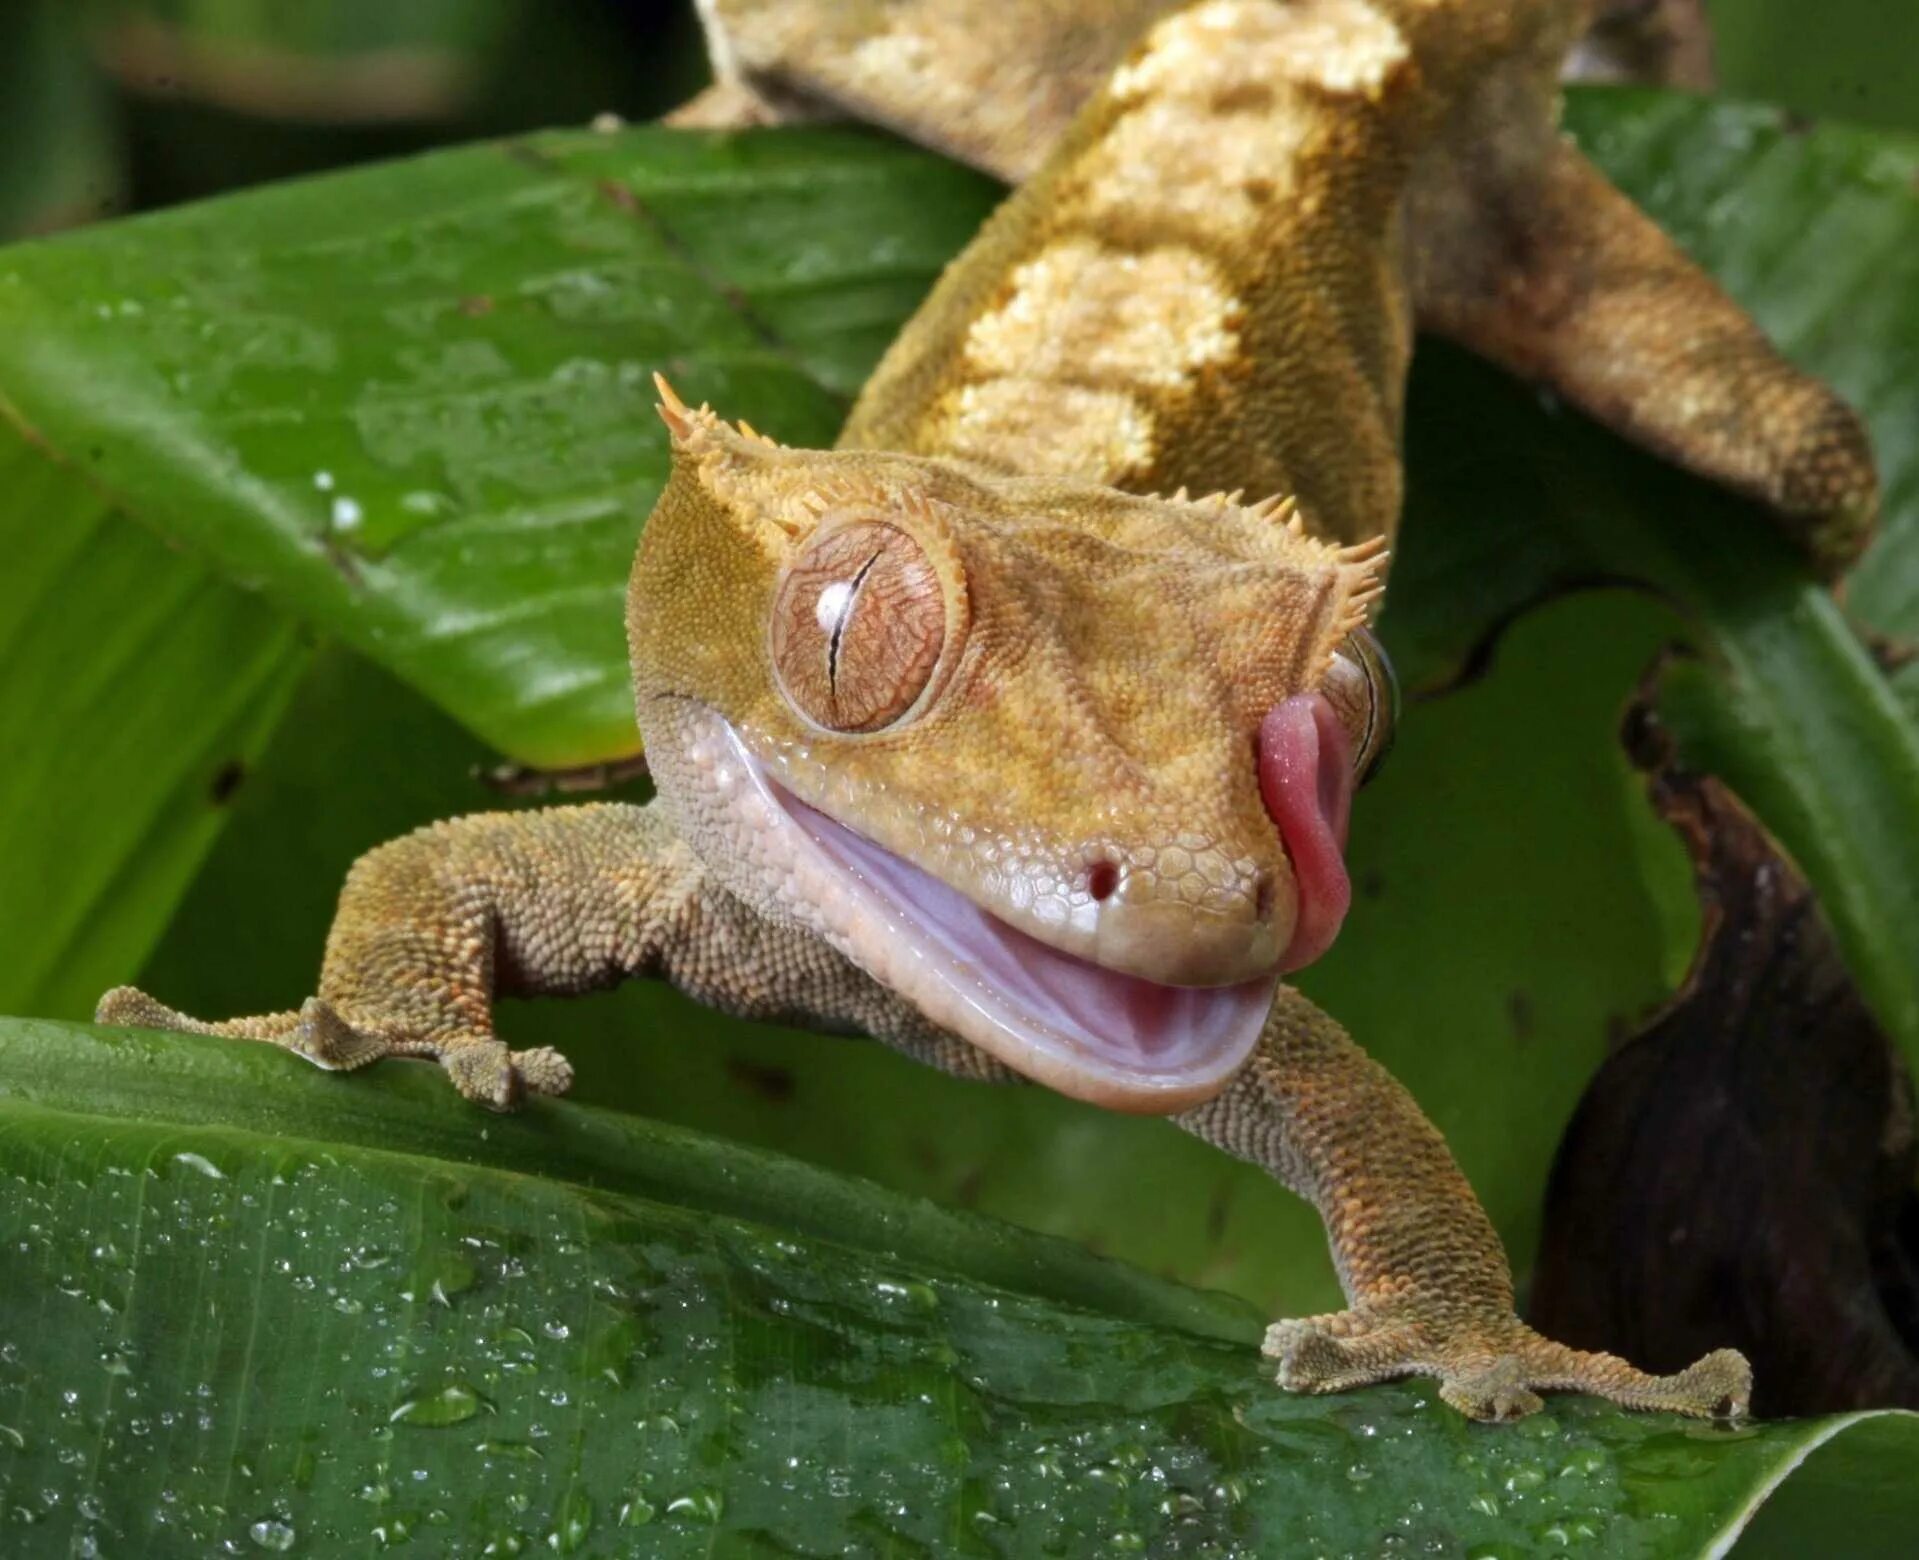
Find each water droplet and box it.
[172,1152,224,1179]
[545,1491,593,1551]
[1504,1463,1546,1494]
[331,497,364,532]
[390,1383,492,1427]
[476,1440,543,1462]
[663,1489,722,1523]
[249,1517,297,1551]
[617,1496,654,1527]
[871,1277,940,1310]
[0,1425,24,1451]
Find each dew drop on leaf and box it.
[389,1383,492,1427]
[248,1517,296,1551]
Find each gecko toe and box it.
[96,986,189,1030]
[1440,1357,1544,1422]
[292,998,392,1072]
[511,1046,575,1097]
[439,1041,526,1112]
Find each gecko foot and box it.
[437,1038,576,1111]
[1263,1305,1751,1422]
[95,986,575,1111]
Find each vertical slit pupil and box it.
[825,547,884,691]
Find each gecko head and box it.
[627,384,1393,1109]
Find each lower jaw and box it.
[706,729,1277,1112]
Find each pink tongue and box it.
[1258,694,1355,972]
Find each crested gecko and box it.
[100,0,1877,1421]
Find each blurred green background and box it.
[3,0,1913,246]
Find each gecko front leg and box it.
[98,805,709,1108]
[98,805,692,1107]
[1179,986,1752,1420]
[98,800,1012,1108]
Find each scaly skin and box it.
[101,0,1876,1420]
[695,0,1876,568]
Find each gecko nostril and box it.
[1087,859,1120,902]
[1255,873,1275,921]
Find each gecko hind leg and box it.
[94,985,574,1109]
[1410,130,1878,575]
[1265,1305,1750,1421]
[1179,987,1754,1423]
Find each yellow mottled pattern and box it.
[962,241,1240,391]
[844,0,1420,549]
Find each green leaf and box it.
[0,125,1000,767]
[0,421,308,1019]
[1,1016,1912,1556]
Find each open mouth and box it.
[706,686,1356,1112]
[712,721,1278,1111]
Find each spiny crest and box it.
[1145,479,1391,677]
[1331,533,1390,641]
[1245,492,1305,536]
[653,372,785,453]
[655,379,968,564]
[654,373,818,541]
[1148,484,1346,567]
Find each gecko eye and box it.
[770,519,947,733]
[1321,626,1398,786]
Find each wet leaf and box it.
[1,1015,1914,1556]
[0,123,999,766]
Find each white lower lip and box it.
[716,722,1274,1110]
